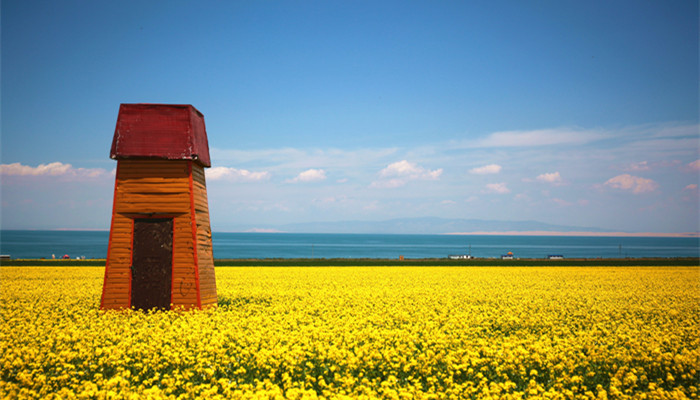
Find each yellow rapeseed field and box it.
[1,266,698,399]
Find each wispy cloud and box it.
[604,174,659,194]
[210,147,307,165]
[370,178,405,189]
[620,160,682,172]
[468,127,605,148]
[206,166,270,182]
[210,147,398,171]
[245,228,284,233]
[371,160,442,188]
[286,169,327,183]
[624,161,651,172]
[551,198,573,206]
[682,184,699,202]
[648,123,699,138]
[469,164,502,174]
[312,195,347,206]
[5,121,695,232]
[484,182,510,194]
[0,162,108,179]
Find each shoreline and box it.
[2,257,698,267]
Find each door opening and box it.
[131,218,173,310]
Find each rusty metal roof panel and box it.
[110,104,211,167]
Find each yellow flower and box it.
[1,266,698,398]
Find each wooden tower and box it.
[100,104,217,310]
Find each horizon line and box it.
[444,231,700,238]
[2,228,698,238]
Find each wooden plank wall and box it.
[192,163,217,308]
[114,161,192,214]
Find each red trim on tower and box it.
[170,216,176,310]
[188,161,202,309]
[128,218,135,309]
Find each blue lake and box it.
[1,230,698,260]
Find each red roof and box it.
[110,104,211,167]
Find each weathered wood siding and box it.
[101,160,217,310]
[192,164,217,308]
[100,214,132,309]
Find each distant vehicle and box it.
[548,255,564,260]
[449,245,473,260]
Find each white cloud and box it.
[287,169,327,183]
[604,174,658,194]
[469,164,502,175]
[536,172,562,184]
[379,160,420,177]
[688,160,700,171]
[484,183,510,194]
[371,160,442,188]
[551,198,573,206]
[0,162,72,176]
[206,166,270,182]
[684,184,698,191]
[0,162,108,179]
[624,161,651,172]
[469,128,605,148]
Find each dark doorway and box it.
[131,218,173,310]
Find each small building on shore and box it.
[100,104,217,311]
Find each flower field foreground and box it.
[1,266,698,399]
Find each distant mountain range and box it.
[233,217,613,235]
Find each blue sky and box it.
[1,1,698,233]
